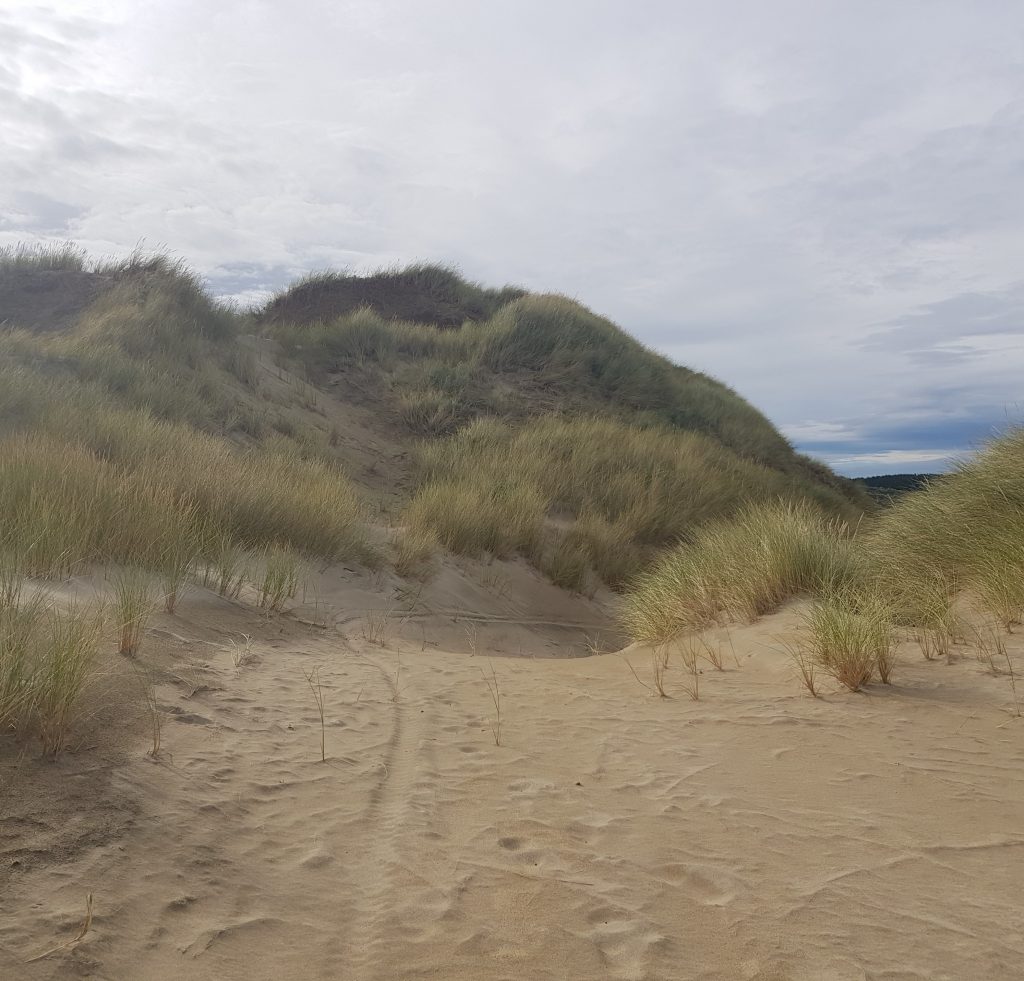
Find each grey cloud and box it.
[3,0,1024,474]
[862,284,1024,356]
[208,262,299,299]
[2,191,85,233]
[793,395,1023,476]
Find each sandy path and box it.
[2,597,1023,980]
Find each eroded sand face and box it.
[2,566,1022,980]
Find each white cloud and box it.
[781,421,860,444]
[822,448,960,478]
[2,0,1023,474]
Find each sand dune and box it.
[2,565,1023,980]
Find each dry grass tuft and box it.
[0,565,103,753]
[362,605,394,646]
[625,500,862,642]
[804,594,894,692]
[256,545,303,613]
[480,660,503,745]
[677,642,702,700]
[26,892,94,963]
[393,526,438,579]
[303,666,327,762]
[784,640,819,697]
[112,570,155,658]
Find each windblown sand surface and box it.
[2,560,1023,980]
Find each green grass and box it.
[264,262,868,595]
[269,286,859,473]
[867,429,1024,632]
[0,567,103,754]
[623,500,862,641]
[405,418,862,590]
[0,256,245,433]
[0,252,378,577]
[266,275,871,601]
[0,241,89,272]
[474,294,792,461]
[263,261,525,329]
[803,593,895,690]
[0,246,387,752]
[625,429,1024,693]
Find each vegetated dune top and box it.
[263,264,871,521]
[0,244,869,593]
[259,264,526,329]
[0,266,111,332]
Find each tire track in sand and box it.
[342,656,424,980]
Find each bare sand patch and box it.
[2,576,1022,980]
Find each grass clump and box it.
[539,536,592,594]
[404,473,545,559]
[0,422,375,577]
[624,429,1024,706]
[263,262,524,330]
[33,604,104,753]
[868,428,1024,632]
[804,593,895,691]
[0,568,103,754]
[397,388,460,437]
[405,417,859,591]
[112,570,156,658]
[256,545,303,612]
[624,500,862,642]
[392,526,438,579]
[475,294,793,464]
[0,241,88,271]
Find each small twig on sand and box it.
[26,894,94,963]
[622,655,653,694]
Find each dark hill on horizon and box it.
[855,472,941,505]
[259,264,526,329]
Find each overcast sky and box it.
[3,1,1022,476]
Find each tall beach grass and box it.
[623,500,862,641]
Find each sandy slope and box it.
[2,564,1023,981]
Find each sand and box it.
[2,559,1023,980]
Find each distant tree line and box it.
[854,473,940,504]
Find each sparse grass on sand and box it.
[625,428,1024,697]
[0,248,384,753]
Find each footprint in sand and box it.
[656,862,735,906]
